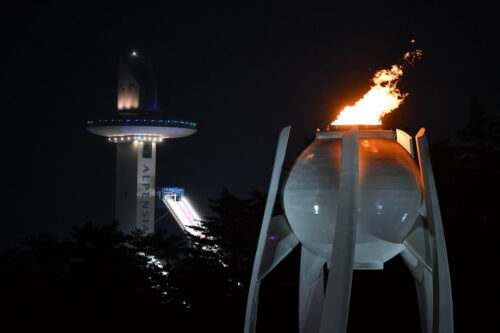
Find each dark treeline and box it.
[1,98,498,331]
[428,97,499,332]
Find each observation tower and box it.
[86,51,197,234]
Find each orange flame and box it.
[331,50,422,126]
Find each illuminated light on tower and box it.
[86,52,197,234]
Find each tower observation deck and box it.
[86,51,197,234]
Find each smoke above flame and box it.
[331,49,422,126]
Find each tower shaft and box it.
[115,141,156,234]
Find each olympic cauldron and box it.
[244,125,454,333]
[284,126,421,269]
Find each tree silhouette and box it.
[428,97,499,331]
[171,188,268,331]
[0,221,186,328]
[456,97,499,222]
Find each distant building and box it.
[86,51,201,236]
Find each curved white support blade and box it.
[415,128,454,333]
[404,215,433,272]
[396,128,415,157]
[244,126,292,333]
[258,214,299,279]
[401,247,434,333]
[300,246,325,333]
[320,126,360,333]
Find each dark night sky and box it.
[2,3,498,248]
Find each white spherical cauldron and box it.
[283,130,422,268]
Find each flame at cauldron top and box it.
[331,49,422,126]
